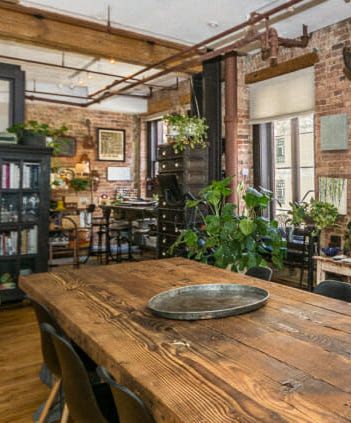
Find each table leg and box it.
[316,261,325,285]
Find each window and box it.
[276,137,285,164]
[147,119,164,179]
[252,113,315,218]
[274,114,315,214]
[276,179,285,204]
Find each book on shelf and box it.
[1,162,20,189]
[23,163,40,189]
[0,231,18,256]
[21,226,38,254]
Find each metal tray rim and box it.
[148,283,269,320]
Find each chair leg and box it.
[60,404,69,423]
[38,378,61,423]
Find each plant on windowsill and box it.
[7,120,68,153]
[170,177,286,272]
[163,114,208,152]
[288,199,338,234]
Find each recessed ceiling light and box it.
[207,21,219,28]
[110,58,116,64]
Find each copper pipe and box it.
[89,17,310,106]
[25,95,85,107]
[224,52,238,204]
[25,90,150,100]
[0,54,167,89]
[88,0,307,98]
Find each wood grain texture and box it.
[245,52,319,84]
[0,307,48,423]
[20,258,351,423]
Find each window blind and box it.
[249,67,315,123]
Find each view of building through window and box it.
[274,114,314,214]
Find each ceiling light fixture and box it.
[110,58,116,64]
[207,21,219,28]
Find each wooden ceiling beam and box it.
[0,1,191,68]
[245,52,319,84]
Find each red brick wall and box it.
[236,17,351,241]
[26,103,140,203]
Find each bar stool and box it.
[84,205,112,264]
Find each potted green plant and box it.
[7,121,68,151]
[170,177,285,272]
[70,178,90,192]
[163,114,208,152]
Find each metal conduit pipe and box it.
[88,0,307,99]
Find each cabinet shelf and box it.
[0,144,50,304]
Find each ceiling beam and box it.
[0,1,191,67]
[245,52,319,84]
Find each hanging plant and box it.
[163,114,208,152]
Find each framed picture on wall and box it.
[97,128,125,161]
[55,137,76,157]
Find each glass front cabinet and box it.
[0,144,51,304]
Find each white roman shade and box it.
[249,67,315,123]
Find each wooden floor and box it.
[0,306,48,423]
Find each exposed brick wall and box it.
[26,103,140,203]
[235,17,351,243]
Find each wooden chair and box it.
[97,366,155,423]
[41,323,119,423]
[245,266,273,281]
[314,280,351,302]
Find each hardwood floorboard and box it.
[0,306,48,423]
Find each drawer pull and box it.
[162,214,166,219]
[162,226,166,231]
[162,252,166,257]
[162,151,166,156]
[162,164,166,169]
[162,238,167,244]
[175,163,179,168]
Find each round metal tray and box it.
[148,284,269,320]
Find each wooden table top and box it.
[20,258,351,423]
[314,255,351,265]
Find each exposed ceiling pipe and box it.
[87,22,309,106]
[88,0,307,99]
[0,54,168,89]
[25,89,150,100]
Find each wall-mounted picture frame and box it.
[55,136,76,157]
[97,128,125,161]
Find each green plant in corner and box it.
[170,177,285,272]
[308,200,338,233]
[163,114,208,152]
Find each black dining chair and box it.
[41,323,119,423]
[314,280,351,302]
[97,366,155,423]
[30,298,64,423]
[245,266,273,281]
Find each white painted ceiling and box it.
[21,0,351,44]
[1,0,350,113]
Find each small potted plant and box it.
[163,114,208,152]
[70,178,90,192]
[7,120,68,150]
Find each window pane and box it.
[300,167,314,202]
[274,118,292,212]
[275,169,293,212]
[0,79,11,132]
[299,133,314,167]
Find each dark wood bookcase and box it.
[0,144,51,304]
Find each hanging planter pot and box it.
[163,114,208,152]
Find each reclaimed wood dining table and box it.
[20,258,351,423]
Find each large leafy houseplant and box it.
[163,114,208,152]
[170,178,285,272]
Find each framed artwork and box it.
[319,176,348,215]
[55,137,76,157]
[107,166,131,181]
[97,128,125,161]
